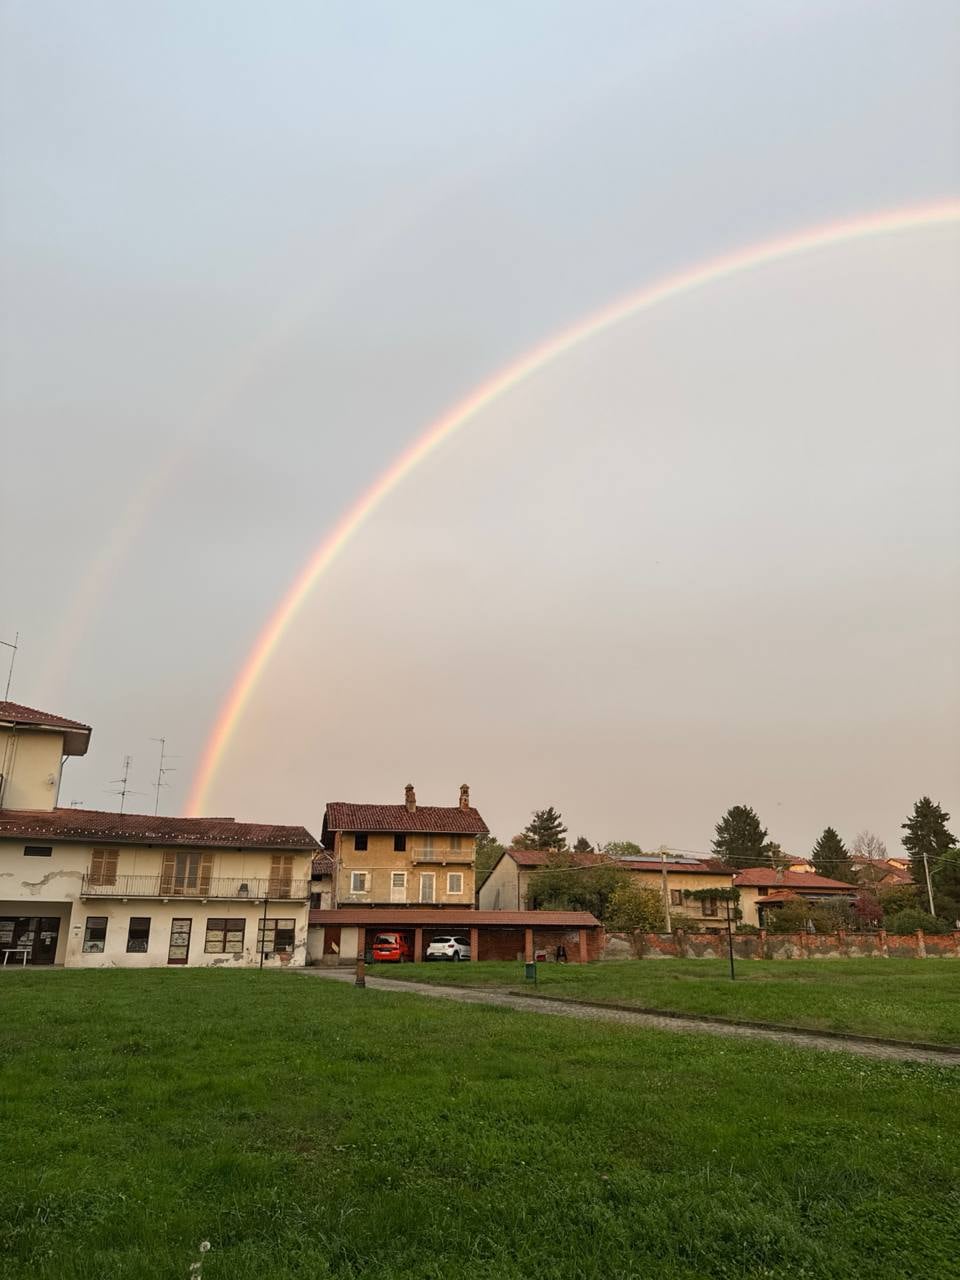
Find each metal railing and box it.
[408,847,474,864]
[80,874,309,901]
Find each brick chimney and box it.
[459,783,470,809]
[404,783,416,813]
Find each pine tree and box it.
[572,835,594,854]
[712,805,772,868]
[517,807,567,851]
[811,827,855,883]
[902,797,957,915]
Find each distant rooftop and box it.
[0,806,319,850]
[0,700,91,755]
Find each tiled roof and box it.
[0,700,90,731]
[0,807,319,850]
[734,867,855,890]
[0,701,91,755]
[312,852,336,876]
[507,850,732,876]
[308,908,600,927]
[324,802,488,835]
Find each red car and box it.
[371,932,413,963]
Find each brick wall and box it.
[604,929,960,960]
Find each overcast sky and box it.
[2,1,958,855]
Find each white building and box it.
[0,700,318,968]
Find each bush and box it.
[885,909,949,936]
[766,900,846,934]
[605,881,666,932]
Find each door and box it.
[161,854,212,896]
[268,854,294,899]
[390,871,407,903]
[32,917,61,965]
[322,926,341,957]
[419,872,436,904]
[167,917,192,964]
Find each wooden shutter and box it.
[198,853,213,894]
[89,848,118,886]
[269,854,294,898]
[160,852,177,895]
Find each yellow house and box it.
[322,784,486,909]
[0,700,318,967]
[478,849,734,930]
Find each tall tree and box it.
[601,840,645,858]
[811,827,856,883]
[851,830,888,862]
[933,848,960,927]
[517,806,568,851]
[711,805,772,868]
[572,836,594,854]
[474,833,507,884]
[902,797,956,913]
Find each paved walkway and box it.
[298,969,960,1066]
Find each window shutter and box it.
[269,854,293,898]
[160,852,177,894]
[199,853,213,893]
[90,848,118,886]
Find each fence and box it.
[602,928,960,960]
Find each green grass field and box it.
[374,957,960,1044]
[1,971,958,1279]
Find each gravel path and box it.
[298,968,960,1066]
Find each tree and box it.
[572,836,594,854]
[711,805,772,868]
[885,908,948,936]
[600,840,644,858]
[526,856,626,919]
[763,842,790,870]
[901,797,956,913]
[933,848,960,927]
[605,882,666,932]
[474,833,506,885]
[811,827,856,883]
[877,883,919,917]
[516,806,568,851]
[851,830,888,861]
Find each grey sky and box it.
[2,2,958,854]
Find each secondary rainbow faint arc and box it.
[186,199,960,815]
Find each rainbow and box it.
[186,199,960,815]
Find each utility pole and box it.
[724,898,736,980]
[922,851,937,917]
[1,631,18,700]
[658,845,672,933]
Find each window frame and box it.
[350,870,370,894]
[447,871,464,895]
[204,917,246,954]
[257,917,296,955]
[701,897,719,917]
[126,916,151,953]
[82,916,108,953]
[88,848,118,887]
[670,889,682,906]
[419,871,436,903]
[393,833,406,852]
[353,832,368,852]
[23,845,53,858]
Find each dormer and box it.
[0,701,92,811]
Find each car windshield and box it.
[431,937,454,944]
[374,935,398,945]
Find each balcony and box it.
[408,846,474,865]
[80,874,310,901]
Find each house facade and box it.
[734,867,857,927]
[478,849,735,929]
[321,784,486,909]
[0,701,318,968]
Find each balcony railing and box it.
[80,874,310,901]
[408,847,474,864]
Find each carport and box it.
[307,908,602,965]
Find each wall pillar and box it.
[524,927,534,963]
[357,927,366,960]
[577,927,588,964]
[469,926,479,961]
[757,929,767,960]
[878,928,888,958]
[414,928,423,963]
[916,929,927,959]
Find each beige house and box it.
[734,867,857,928]
[0,700,318,967]
[479,849,735,929]
[321,784,486,910]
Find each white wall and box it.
[0,729,64,810]
[477,855,520,910]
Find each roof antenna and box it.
[1,631,18,700]
[106,755,143,815]
[150,737,178,815]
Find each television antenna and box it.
[150,737,178,815]
[1,631,18,700]
[106,755,143,815]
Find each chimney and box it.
[459,783,470,810]
[775,866,784,884]
[404,783,416,813]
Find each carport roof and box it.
[309,908,601,927]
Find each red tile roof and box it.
[734,867,855,890]
[308,907,600,927]
[0,701,91,755]
[312,852,336,877]
[324,802,488,835]
[507,850,732,876]
[0,807,318,850]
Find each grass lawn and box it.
[373,957,960,1045]
[1,971,958,1279]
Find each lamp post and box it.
[724,898,736,980]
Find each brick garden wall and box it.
[603,929,960,960]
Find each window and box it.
[204,918,245,954]
[757,886,768,896]
[350,871,369,894]
[126,917,151,953]
[670,890,682,906]
[447,872,464,894]
[268,854,294,897]
[257,917,296,954]
[354,832,368,851]
[82,916,108,952]
[390,871,406,902]
[88,849,118,886]
[393,833,406,852]
[160,852,212,895]
[24,845,52,857]
[420,872,436,904]
[701,897,719,917]
[449,835,462,851]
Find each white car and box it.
[425,934,471,961]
